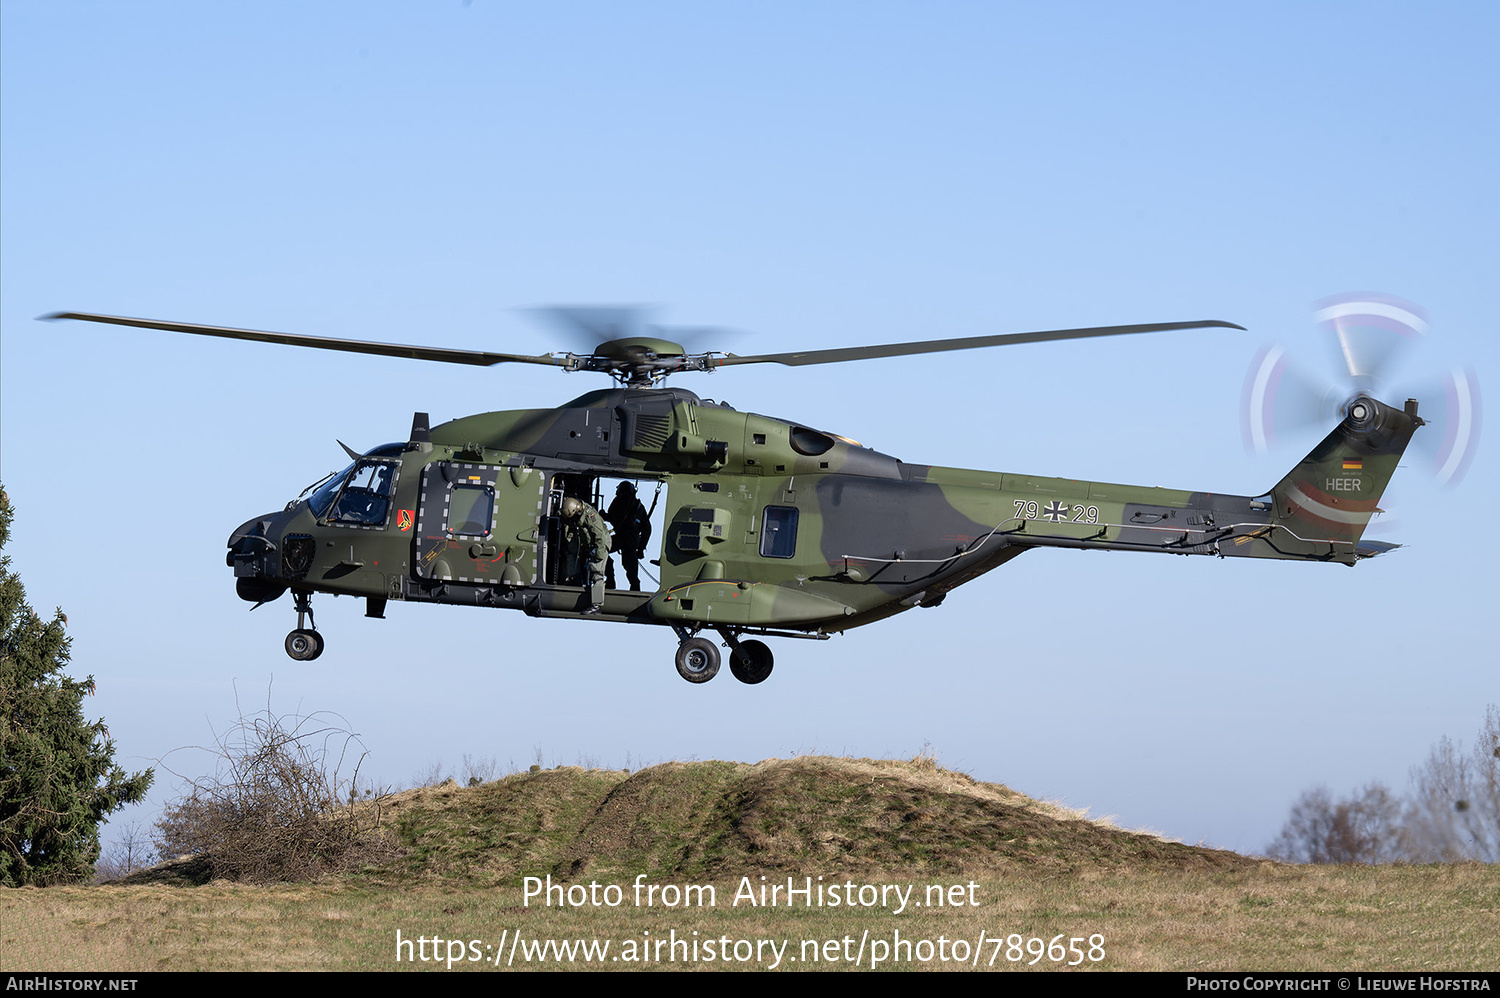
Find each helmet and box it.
[561,497,583,517]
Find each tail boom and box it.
[927,394,1421,570]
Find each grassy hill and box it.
[376,756,1255,886]
[2,756,1494,972]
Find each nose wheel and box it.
[285,628,324,661]
[284,592,324,661]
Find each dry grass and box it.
[2,757,1495,971]
[373,756,1253,888]
[3,865,1493,971]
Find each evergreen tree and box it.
[1,487,153,885]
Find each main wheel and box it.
[285,628,324,661]
[729,639,774,684]
[674,637,720,683]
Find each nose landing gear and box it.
[284,592,324,661]
[285,629,324,661]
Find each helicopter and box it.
[44,309,1424,685]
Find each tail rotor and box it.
[1241,293,1481,488]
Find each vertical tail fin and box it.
[1268,395,1422,563]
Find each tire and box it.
[729,639,774,684]
[285,629,324,661]
[674,637,720,683]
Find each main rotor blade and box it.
[41,312,566,369]
[714,319,1244,368]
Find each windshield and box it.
[305,462,354,518]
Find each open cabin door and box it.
[536,473,668,592]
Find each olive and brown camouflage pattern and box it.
[227,386,1420,645]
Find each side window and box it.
[328,460,398,526]
[447,484,494,537]
[760,505,799,558]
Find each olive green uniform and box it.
[573,501,610,607]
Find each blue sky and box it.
[2,1,1495,860]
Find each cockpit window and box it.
[307,462,355,518]
[305,459,400,526]
[328,459,398,526]
[344,462,393,495]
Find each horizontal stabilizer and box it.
[1354,539,1402,559]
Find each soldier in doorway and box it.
[604,481,651,591]
[561,496,609,613]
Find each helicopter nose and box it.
[227,514,268,548]
[228,511,289,603]
[227,512,282,560]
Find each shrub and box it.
[155,700,383,883]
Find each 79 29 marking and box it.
[1015,499,1099,524]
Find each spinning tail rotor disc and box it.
[1240,293,1482,488]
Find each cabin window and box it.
[447,484,494,537]
[760,505,799,558]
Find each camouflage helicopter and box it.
[45,310,1423,685]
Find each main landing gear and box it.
[728,639,774,685]
[284,591,324,661]
[670,626,775,685]
[674,637,719,683]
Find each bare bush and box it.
[1268,782,1405,864]
[911,740,940,773]
[154,700,384,883]
[1269,706,1499,864]
[1404,705,1500,863]
[411,759,452,788]
[461,754,498,786]
[94,821,157,882]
